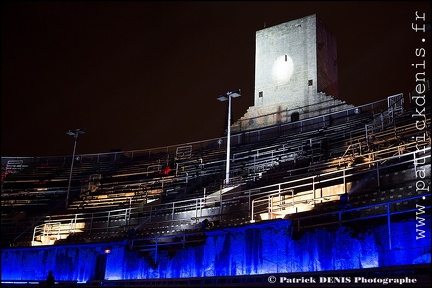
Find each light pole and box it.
[217,89,241,186]
[65,128,85,209]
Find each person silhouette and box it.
[46,270,55,288]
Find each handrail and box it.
[249,146,430,222]
[2,91,429,247]
[24,145,430,246]
[1,97,389,165]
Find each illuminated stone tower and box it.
[233,14,353,131]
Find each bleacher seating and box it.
[1,90,430,248]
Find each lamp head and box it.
[217,89,241,101]
[66,128,85,137]
[217,95,228,102]
[227,89,241,98]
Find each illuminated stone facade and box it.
[233,14,353,132]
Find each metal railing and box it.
[30,145,430,246]
[1,97,389,168]
[250,145,430,222]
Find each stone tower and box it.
[233,14,353,132]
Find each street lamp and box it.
[217,89,241,186]
[65,128,85,209]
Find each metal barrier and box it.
[2,98,389,167]
[30,146,430,246]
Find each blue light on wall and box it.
[1,219,430,283]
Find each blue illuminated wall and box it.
[2,219,430,282]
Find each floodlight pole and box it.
[225,93,233,186]
[217,89,241,186]
[65,128,85,210]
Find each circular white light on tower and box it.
[272,55,294,84]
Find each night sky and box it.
[1,1,430,157]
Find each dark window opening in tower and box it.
[291,111,300,122]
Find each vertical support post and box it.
[376,161,380,191]
[65,128,85,210]
[225,94,232,186]
[387,204,392,250]
[217,89,241,186]
[66,137,78,209]
[219,189,223,222]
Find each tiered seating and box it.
[245,98,430,221]
[1,160,71,216]
[1,90,430,247]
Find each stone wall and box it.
[2,219,430,282]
